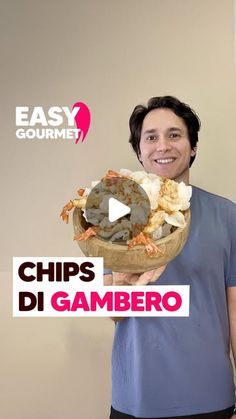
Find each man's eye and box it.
[146,135,157,142]
[169,133,180,139]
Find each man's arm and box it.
[227,287,236,368]
[226,286,236,418]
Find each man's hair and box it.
[129,95,201,167]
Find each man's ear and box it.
[191,146,197,156]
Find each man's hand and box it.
[109,265,167,286]
[104,266,167,322]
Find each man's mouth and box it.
[154,158,176,165]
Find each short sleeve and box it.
[226,203,236,287]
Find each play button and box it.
[84,176,151,243]
[108,197,131,222]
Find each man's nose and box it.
[156,136,172,152]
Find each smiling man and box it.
[107,96,236,419]
[138,108,196,183]
[130,96,199,184]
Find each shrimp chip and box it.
[164,211,186,228]
[178,181,192,210]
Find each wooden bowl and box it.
[73,208,191,273]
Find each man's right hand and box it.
[104,265,166,286]
[112,265,167,285]
[104,265,167,322]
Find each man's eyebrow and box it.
[168,127,182,132]
[142,127,183,135]
[142,128,158,135]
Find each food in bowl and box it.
[60,169,191,263]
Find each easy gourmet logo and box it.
[15,101,91,143]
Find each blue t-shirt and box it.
[109,186,236,418]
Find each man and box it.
[105,96,236,419]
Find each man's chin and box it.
[147,165,174,180]
[145,164,190,184]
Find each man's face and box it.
[139,108,196,184]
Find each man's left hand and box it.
[111,265,167,286]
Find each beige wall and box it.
[1,0,236,418]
